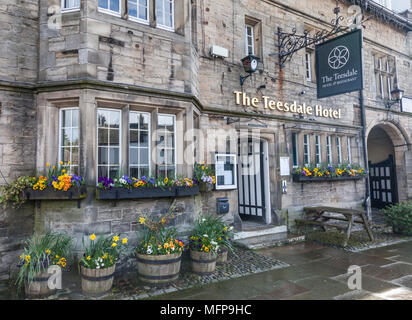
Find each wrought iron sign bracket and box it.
[270,3,369,69]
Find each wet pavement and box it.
[151,241,412,300]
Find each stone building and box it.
[1,0,412,279]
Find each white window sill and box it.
[98,8,121,18]
[156,24,175,32]
[61,7,80,13]
[129,16,150,25]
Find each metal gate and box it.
[369,155,398,209]
[238,139,266,222]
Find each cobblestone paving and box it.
[0,246,289,300]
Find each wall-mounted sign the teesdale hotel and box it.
[234,91,342,119]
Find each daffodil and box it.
[139,217,145,224]
[113,235,119,242]
[122,238,128,244]
[90,234,96,241]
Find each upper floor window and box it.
[62,0,80,11]
[156,0,174,31]
[305,51,313,82]
[374,53,396,100]
[128,0,149,23]
[59,108,80,175]
[245,24,255,56]
[98,0,121,16]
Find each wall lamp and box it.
[240,55,260,86]
[387,87,404,109]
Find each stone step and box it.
[234,225,303,249]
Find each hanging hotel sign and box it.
[316,29,363,99]
[233,91,342,119]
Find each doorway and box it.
[367,126,398,208]
[237,138,270,224]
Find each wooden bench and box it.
[296,206,374,247]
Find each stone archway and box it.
[366,121,410,207]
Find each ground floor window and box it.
[97,109,121,179]
[59,108,80,175]
[129,111,150,178]
[156,114,176,179]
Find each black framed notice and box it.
[316,29,363,99]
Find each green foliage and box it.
[0,176,35,208]
[189,215,234,254]
[79,233,129,269]
[194,162,215,184]
[16,232,73,292]
[382,202,412,236]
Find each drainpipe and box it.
[360,89,371,220]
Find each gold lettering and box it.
[284,103,289,112]
[332,110,339,119]
[307,106,313,115]
[315,105,322,117]
[251,97,259,108]
[276,101,283,111]
[290,101,297,113]
[268,100,276,110]
[242,93,251,106]
[262,96,270,109]
[234,91,242,105]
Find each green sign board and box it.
[316,29,363,99]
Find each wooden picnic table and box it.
[296,206,375,247]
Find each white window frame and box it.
[128,0,150,25]
[315,135,321,166]
[326,136,332,165]
[129,111,151,178]
[96,108,122,182]
[214,153,237,190]
[156,0,175,32]
[98,0,121,17]
[347,137,352,164]
[303,134,310,166]
[156,114,177,178]
[61,0,80,12]
[336,136,342,164]
[305,51,312,82]
[245,24,255,56]
[58,107,80,175]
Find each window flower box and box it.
[292,174,364,183]
[23,185,87,200]
[96,185,199,200]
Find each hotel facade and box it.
[1,0,412,278]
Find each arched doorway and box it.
[367,126,398,208]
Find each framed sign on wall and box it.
[215,154,237,190]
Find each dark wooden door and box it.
[237,139,266,222]
[369,155,398,209]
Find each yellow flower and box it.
[46,249,51,255]
[164,177,169,184]
[62,169,66,173]
[59,161,63,165]
[68,161,71,164]
[90,234,96,241]
[201,166,205,170]
[86,256,91,260]
[46,163,50,167]
[139,217,145,224]
[113,235,119,242]
[161,218,166,224]
[53,166,56,169]
[112,242,117,248]
[122,238,128,244]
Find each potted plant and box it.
[16,231,72,298]
[79,233,128,295]
[188,215,221,275]
[136,200,185,285]
[194,163,215,192]
[216,221,235,264]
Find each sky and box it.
[391,0,410,12]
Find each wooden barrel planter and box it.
[136,252,182,285]
[80,265,116,295]
[190,250,217,275]
[25,270,55,298]
[216,247,228,264]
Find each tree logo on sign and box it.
[328,46,350,70]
